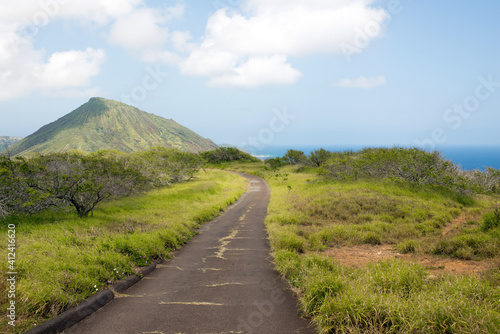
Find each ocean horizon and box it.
[250,145,500,171]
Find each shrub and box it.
[482,208,500,231]
[368,259,426,296]
[265,157,286,170]
[307,149,332,167]
[432,234,499,259]
[397,239,418,254]
[282,149,307,165]
[0,148,204,218]
[200,147,258,163]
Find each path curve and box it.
[64,173,314,334]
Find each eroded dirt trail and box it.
[64,173,313,334]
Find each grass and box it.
[237,163,500,333]
[276,251,500,333]
[265,170,475,252]
[0,169,247,333]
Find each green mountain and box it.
[0,136,23,152]
[9,97,218,155]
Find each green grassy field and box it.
[259,165,500,333]
[3,154,500,334]
[0,169,247,333]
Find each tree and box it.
[8,152,147,218]
[308,149,332,167]
[0,155,58,215]
[282,149,306,165]
[0,148,206,218]
[200,147,258,163]
[134,147,203,186]
[265,157,285,171]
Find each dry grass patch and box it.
[324,244,498,276]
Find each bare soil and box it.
[324,244,498,276]
[325,211,498,276]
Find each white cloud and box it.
[333,76,387,89]
[107,5,188,64]
[109,8,170,51]
[38,48,106,88]
[0,23,106,100]
[208,55,302,88]
[0,0,148,100]
[171,31,195,53]
[0,0,142,27]
[180,0,388,88]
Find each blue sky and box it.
[0,0,499,154]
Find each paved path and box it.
[64,173,314,334]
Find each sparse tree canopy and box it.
[320,147,500,195]
[308,148,332,167]
[201,147,259,163]
[0,148,204,218]
[282,149,307,165]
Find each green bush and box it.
[397,239,418,254]
[432,234,499,259]
[0,148,204,218]
[200,147,258,163]
[482,209,500,231]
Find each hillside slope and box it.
[0,136,23,152]
[10,98,217,155]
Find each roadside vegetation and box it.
[0,148,248,333]
[2,146,499,333]
[240,147,500,333]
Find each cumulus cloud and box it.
[208,55,302,88]
[0,0,185,100]
[333,76,387,89]
[38,48,106,88]
[0,0,135,100]
[109,8,170,51]
[180,0,388,88]
[0,23,106,100]
[0,0,142,29]
[107,5,189,65]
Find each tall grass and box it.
[260,165,500,333]
[276,251,500,333]
[0,170,246,333]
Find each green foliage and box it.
[273,252,500,333]
[397,239,418,254]
[282,149,307,165]
[9,97,217,156]
[250,162,500,333]
[200,147,259,163]
[265,157,286,170]
[432,233,500,260]
[315,147,500,195]
[0,170,246,332]
[482,208,500,231]
[467,168,500,193]
[133,147,203,185]
[0,148,204,218]
[307,148,332,167]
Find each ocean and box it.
[252,145,500,171]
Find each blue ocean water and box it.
[252,145,500,171]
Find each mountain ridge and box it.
[0,136,23,152]
[9,97,218,155]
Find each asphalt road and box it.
[64,173,314,334]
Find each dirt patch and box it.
[442,213,467,236]
[441,211,482,236]
[324,244,498,276]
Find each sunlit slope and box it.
[10,97,217,155]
